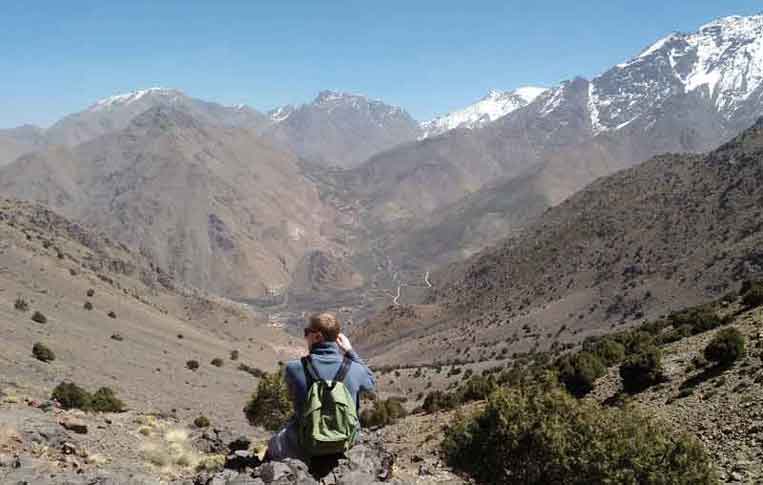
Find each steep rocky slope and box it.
[264,90,421,168]
[356,118,763,366]
[0,107,343,300]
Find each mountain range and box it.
[0,14,761,318]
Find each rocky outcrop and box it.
[196,435,398,485]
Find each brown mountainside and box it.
[356,118,763,366]
[0,107,343,300]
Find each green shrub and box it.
[86,288,95,297]
[741,282,763,308]
[53,382,90,409]
[230,350,239,361]
[590,338,626,366]
[555,352,606,397]
[704,328,746,366]
[619,346,665,393]
[31,311,47,324]
[442,379,717,484]
[186,360,200,371]
[84,301,93,310]
[422,390,458,413]
[107,311,117,319]
[32,342,55,363]
[211,358,224,367]
[669,308,723,335]
[244,371,292,431]
[89,387,125,412]
[14,297,29,311]
[194,416,211,428]
[360,397,407,428]
[457,375,497,403]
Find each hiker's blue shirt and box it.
[284,342,376,418]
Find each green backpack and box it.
[298,356,360,457]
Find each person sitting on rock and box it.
[266,312,375,462]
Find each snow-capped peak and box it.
[420,86,546,139]
[589,14,763,135]
[89,87,185,111]
[269,90,407,124]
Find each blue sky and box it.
[1,0,761,128]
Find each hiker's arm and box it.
[337,334,376,392]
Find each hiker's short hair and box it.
[308,312,341,341]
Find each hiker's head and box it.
[305,312,341,348]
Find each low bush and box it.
[89,387,125,412]
[52,382,90,409]
[555,351,606,397]
[584,337,626,366]
[84,301,93,310]
[32,342,55,363]
[86,288,95,297]
[14,297,29,311]
[704,328,746,367]
[230,350,239,361]
[741,282,763,308]
[244,371,292,431]
[51,382,125,412]
[194,416,210,428]
[360,397,407,428]
[442,378,718,484]
[211,358,224,367]
[619,346,665,393]
[107,311,117,319]
[31,311,47,324]
[186,360,200,371]
[668,307,723,335]
[422,390,459,413]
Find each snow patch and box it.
[420,86,546,138]
[89,87,183,111]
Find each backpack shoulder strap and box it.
[332,356,352,384]
[301,356,321,385]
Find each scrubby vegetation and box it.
[619,346,665,393]
[211,358,224,367]
[107,310,117,319]
[186,360,200,371]
[84,301,93,310]
[194,416,210,428]
[244,370,292,431]
[360,397,407,428]
[51,382,125,412]
[422,375,498,413]
[14,296,29,311]
[32,342,55,363]
[442,377,718,484]
[230,350,239,361]
[555,351,606,397]
[741,281,763,308]
[86,288,95,297]
[31,310,47,323]
[704,327,746,367]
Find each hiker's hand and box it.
[336,333,353,353]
